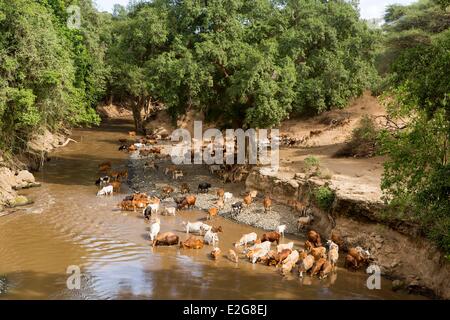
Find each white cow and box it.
[204,230,219,246]
[149,219,161,242]
[235,232,258,248]
[223,192,233,202]
[276,225,287,237]
[251,248,269,264]
[97,185,113,196]
[163,207,177,216]
[183,221,210,235]
[277,242,294,253]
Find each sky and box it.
[94,0,417,20]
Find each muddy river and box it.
[0,120,425,300]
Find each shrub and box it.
[304,156,320,176]
[314,185,335,211]
[334,115,378,158]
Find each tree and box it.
[108,0,379,131]
[379,0,450,254]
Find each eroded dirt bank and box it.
[245,169,450,299]
[0,129,70,213]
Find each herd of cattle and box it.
[93,130,373,280]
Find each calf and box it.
[97,185,113,196]
[198,182,212,193]
[183,221,204,234]
[207,207,219,220]
[261,231,281,245]
[153,232,179,247]
[263,196,272,213]
[235,232,258,248]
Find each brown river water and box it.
[0,120,425,300]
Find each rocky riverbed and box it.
[126,152,301,235]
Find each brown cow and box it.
[243,194,252,206]
[228,249,239,263]
[311,258,327,277]
[153,232,179,247]
[310,246,327,260]
[211,226,223,233]
[320,260,333,279]
[263,196,272,213]
[207,207,218,220]
[261,231,281,245]
[210,248,221,260]
[118,170,128,180]
[304,240,314,252]
[216,188,225,199]
[180,236,204,249]
[345,254,358,270]
[111,181,121,193]
[180,183,190,194]
[177,195,196,210]
[307,230,322,247]
[162,186,175,196]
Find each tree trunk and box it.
[132,97,144,134]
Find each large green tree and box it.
[0,0,108,153]
[379,0,450,254]
[108,0,379,131]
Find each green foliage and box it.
[335,115,378,157]
[314,185,335,212]
[304,155,320,175]
[107,0,379,130]
[379,1,450,254]
[0,0,106,152]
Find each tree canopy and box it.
[107,0,379,130]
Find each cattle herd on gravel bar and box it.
[94,131,373,279]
